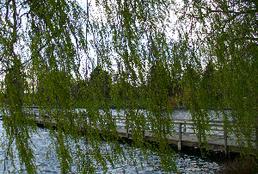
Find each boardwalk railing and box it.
[15,107,258,155]
[113,115,256,155]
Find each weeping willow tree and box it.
[0,0,257,173]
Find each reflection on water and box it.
[0,120,221,173]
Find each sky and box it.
[0,0,203,82]
[74,0,181,77]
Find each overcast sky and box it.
[74,0,182,76]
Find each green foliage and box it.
[71,79,89,107]
[5,58,25,113]
[88,66,112,107]
[37,70,72,108]
[0,0,257,173]
[147,60,171,111]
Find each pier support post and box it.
[224,127,228,157]
[126,126,129,138]
[178,123,182,151]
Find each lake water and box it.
[0,120,221,174]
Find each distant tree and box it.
[71,79,89,107]
[181,64,201,109]
[201,60,217,109]
[5,58,25,114]
[146,60,173,142]
[169,62,183,108]
[37,70,72,109]
[111,79,129,109]
[147,60,171,111]
[88,66,112,106]
[111,74,144,109]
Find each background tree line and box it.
[11,58,243,112]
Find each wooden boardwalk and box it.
[2,107,257,156]
[114,120,256,155]
[33,114,257,156]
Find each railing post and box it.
[224,126,228,157]
[183,121,186,133]
[113,114,116,128]
[126,116,129,138]
[126,126,129,138]
[178,123,182,151]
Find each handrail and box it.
[114,115,256,154]
[21,107,257,154]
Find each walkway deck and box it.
[33,114,257,156]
